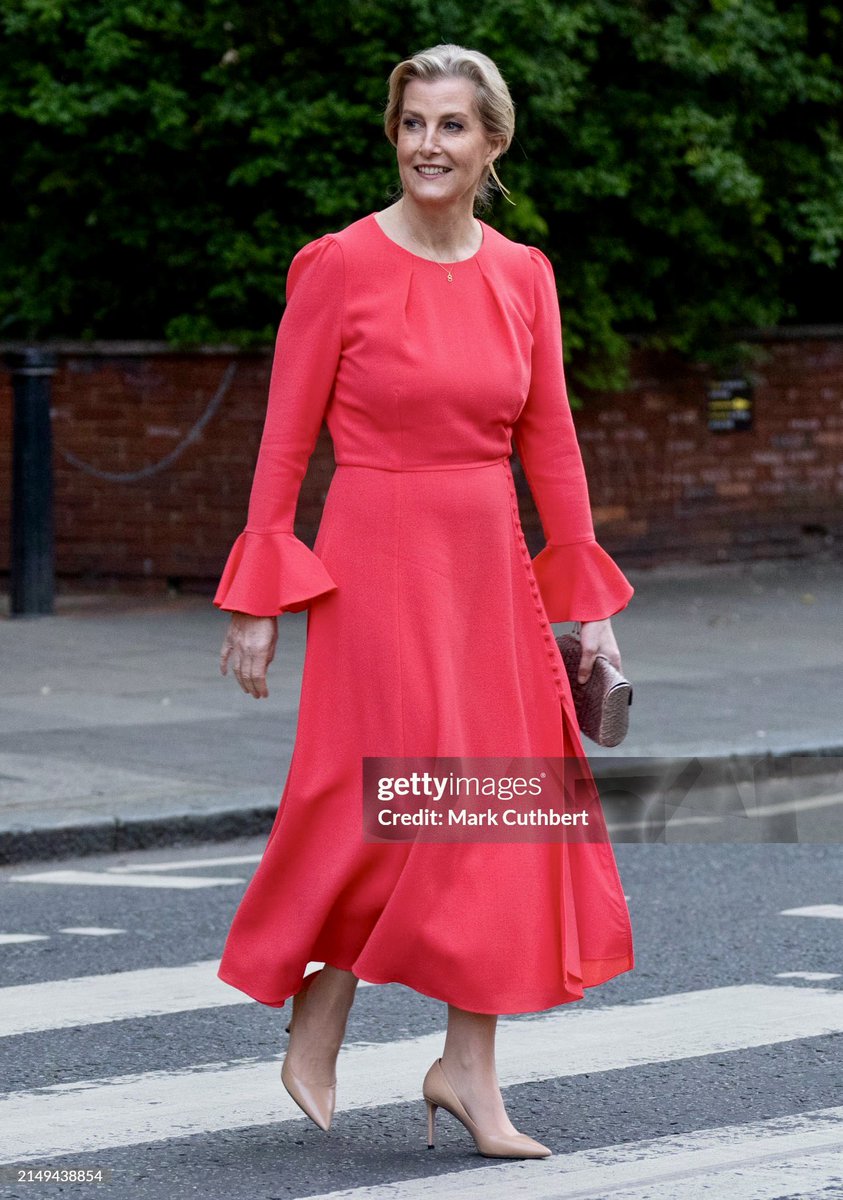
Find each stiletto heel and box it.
[426,1098,437,1149]
[421,1057,552,1159]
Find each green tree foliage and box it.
[2,0,841,388]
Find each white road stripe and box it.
[775,971,841,981]
[58,927,126,937]
[780,904,843,920]
[0,960,343,1037]
[743,789,843,818]
[0,934,48,945]
[300,1108,843,1200]
[1,984,842,1163]
[608,788,843,832]
[106,855,262,873]
[611,1154,843,1200]
[0,961,237,1037]
[10,869,244,889]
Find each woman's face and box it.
[396,76,502,210]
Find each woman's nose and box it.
[420,127,441,154]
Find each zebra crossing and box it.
[2,978,842,1165]
[1,976,842,1194]
[1,853,841,1198]
[0,960,364,1037]
[7,852,263,892]
[305,1109,843,1200]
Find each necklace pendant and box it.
[446,270,453,282]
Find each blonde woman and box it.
[216,43,634,1158]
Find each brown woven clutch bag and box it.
[555,622,633,747]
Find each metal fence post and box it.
[4,348,57,615]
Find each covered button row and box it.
[506,475,565,691]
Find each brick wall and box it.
[1,333,841,593]
[583,336,843,565]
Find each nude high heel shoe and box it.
[281,968,335,1131]
[281,1056,336,1132]
[422,1057,552,1159]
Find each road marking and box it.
[10,869,244,890]
[300,1107,843,1200]
[0,934,48,945]
[608,788,843,832]
[0,960,337,1037]
[106,855,262,873]
[775,971,841,981]
[1,984,842,1162]
[0,961,237,1037]
[58,927,126,937]
[780,904,843,920]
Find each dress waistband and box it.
[334,455,510,474]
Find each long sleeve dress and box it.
[213,211,635,1016]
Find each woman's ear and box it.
[487,137,506,165]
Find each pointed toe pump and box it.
[280,1056,336,1132]
[281,968,335,1131]
[422,1057,552,1159]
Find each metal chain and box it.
[54,361,238,483]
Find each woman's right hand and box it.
[219,613,279,699]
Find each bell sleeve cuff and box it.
[213,529,338,617]
[531,538,634,623]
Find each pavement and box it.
[1,554,842,863]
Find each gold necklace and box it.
[410,233,454,281]
[401,221,478,283]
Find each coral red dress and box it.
[213,211,635,1015]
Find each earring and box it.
[489,160,516,206]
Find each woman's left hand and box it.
[576,618,621,684]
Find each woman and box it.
[215,43,634,1159]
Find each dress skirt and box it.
[216,457,634,1016]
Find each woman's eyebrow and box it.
[402,109,471,120]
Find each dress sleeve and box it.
[213,234,343,616]
[512,246,634,623]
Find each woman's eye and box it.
[401,119,463,131]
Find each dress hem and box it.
[217,952,633,1017]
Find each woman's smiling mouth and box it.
[415,166,452,176]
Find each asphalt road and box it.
[1,837,841,1199]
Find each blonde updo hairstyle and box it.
[383,43,516,212]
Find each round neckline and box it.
[369,211,486,266]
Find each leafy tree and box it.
[1,0,841,390]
